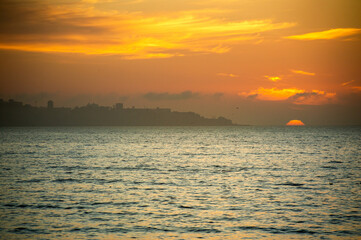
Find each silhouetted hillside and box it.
[0,99,236,126]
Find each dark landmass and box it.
[0,99,237,126]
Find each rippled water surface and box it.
[1,126,361,239]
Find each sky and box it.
[0,0,360,125]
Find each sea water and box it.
[0,126,360,239]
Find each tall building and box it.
[47,100,54,109]
[115,103,123,110]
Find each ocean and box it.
[0,126,360,239]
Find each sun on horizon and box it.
[286,120,305,126]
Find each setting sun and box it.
[286,120,305,126]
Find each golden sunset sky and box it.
[0,0,360,125]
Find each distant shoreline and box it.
[0,99,238,127]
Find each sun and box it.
[286,120,305,126]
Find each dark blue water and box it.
[0,126,360,239]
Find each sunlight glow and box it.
[218,73,239,78]
[0,4,295,59]
[341,80,355,86]
[265,76,281,82]
[239,88,336,105]
[240,87,304,101]
[291,70,315,76]
[285,28,361,40]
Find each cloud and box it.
[239,87,336,105]
[218,73,238,78]
[0,0,295,59]
[265,76,281,82]
[143,91,199,101]
[341,80,355,86]
[246,94,258,99]
[291,69,315,76]
[285,28,361,40]
[239,87,304,101]
[288,90,336,105]
[340,80,361,92]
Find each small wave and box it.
[10,227,47,234]
[149,182,167,186]
[342,215,361,221]
[90,217,110,222]
[115,211,138,216]
[236,226,317,235]
[4,203,28,208]
[278,182,305,187]
[185,227,221,233]
[64,206,86,210]
[9,203,30,208]
[91,201,113,206]
[53,178,79,183]
[17,179,43,183]
[332,230,358,235]
[228,207,243,210]
[328,160,343,164]
[113,201,139,206]
[113,166,161,172]
[3,151,16,155]
[35,204,62,209]
[69,227,98,232]
[133,226,174,232]
[321,166,338,169]
[211,166,249,173]
[107,227,130,233]
[214,216,240,221]
[179,205,195,209]
[22,151,36,155]
[4,203,62,209]
[51,165,91,171]
[105,179,123,183]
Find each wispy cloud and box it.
[218,73,238,78]
[340,80,361,92]
[341,80,355,86]
[239,87,336,105]
[265,76,281,82]
[285,28,361,40]
[143,91,199,101]
[0,1,295,59]
[291,69,315,76]
[239,88,304,101]
[288,90,336,105]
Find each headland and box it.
[0,99,236,126]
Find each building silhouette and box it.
[47,100,54,109]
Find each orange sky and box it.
[0,0,360,125]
